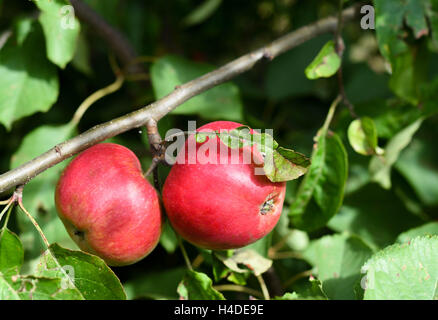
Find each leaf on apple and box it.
[195,126,311,182]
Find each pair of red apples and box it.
[55,121,286,266]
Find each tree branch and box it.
[70,0,145,74]
[0,4,361,195]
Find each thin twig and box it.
[213,284,264,299]
[269,251,304,260]
[256,274,271,300]
[70,0,144,75]
[335,0,358,118]
[178,236,193,271]
[0,199,13,225]
[18,200,50,249]
[0,4,361,195]
[70,74,124,126]
[191,254,204,269]
[283,270,313,289]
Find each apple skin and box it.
[55,143,162,266]
[162,121,286,250]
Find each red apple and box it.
[162,121,286,250]
[55,143,162,266]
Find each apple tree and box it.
[0,0,437,301]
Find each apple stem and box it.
[256,274,271,300]
[0,198,14,228]
[213,284,264,299]
[177,235,193,271]
[18,200,50,249]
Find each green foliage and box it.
[34,0,81,69]
[369,118,423,189]
[0,0,438,301]
[0,21,58,130]
[177,270,225,300]
[151,55,243,121]
[37,244,127,300]
[348,117,382,156]
[362,236,438,299]
[305,40,341,80]
[289,105,348,231]
[303,233,373,300]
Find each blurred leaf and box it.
[124,267,186,300]
[374,0,430,63]
[159,220,178,254]
[303,233,373,300]
[369,118,423,189]
[11,124,77,258]
[0,229,23,272]
[397,222,438,243]
[0,21,59,130]
[183,0,222,27]
[289,131,348,231]
[265,35,332,100]
[277,279,327,300]
[305,40,341,80]
[177,270,225,300]
[362,236,438,299]
[348,117,382,156]
[151,55,242,121]
[215,249,272,276]
[374,0,433,104]
[34,0,80,68]
[37,243,127,300]
[395,139,438,206]
[71,31,92,76]
[14,18,33,45]
[328,184,424,249]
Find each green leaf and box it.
[374,0,433,104]
[265,35,332,100]
[397,222,438,244]
[0,230,83,300]
[328,184,424,249]
[348,117,382,156]
[374,0,431,64]
[34,0,81,68]
[276,279,327,300]
[123,267,186,300]
[362,236,438,299]
[37,244,127,300]
[305,40,341,79]
[0,229,23,272]
[215,249,272,276]
[150,55,242,121]
[303,233,373,300]
[11,124,77,259]
[183,0,222,27]
[0,21,59,130]
[289,131,348,231]
[71,30,92,76]
[177,270,225,300]
[369,118,423,189]
[395,139,438,206]
[212,127,310,182]
[159,220,178,254]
